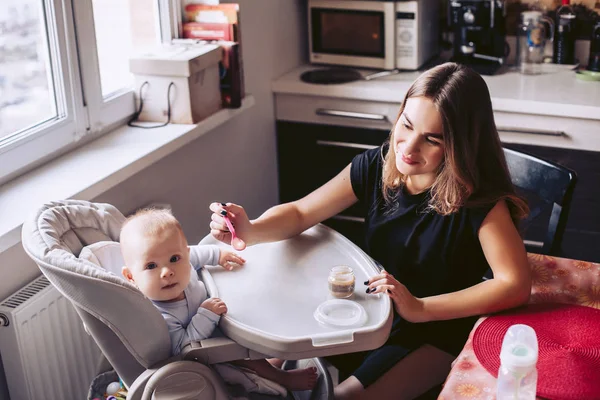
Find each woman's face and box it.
[393,96,445,180]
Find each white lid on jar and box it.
[314,299,367,328]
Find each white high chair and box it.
[21,200,392,399]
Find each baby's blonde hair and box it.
[120,208,185,242]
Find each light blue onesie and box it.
[152,244,221,356]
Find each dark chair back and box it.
[503,147,577,255]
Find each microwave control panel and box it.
[395,0,440,70]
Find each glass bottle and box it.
[516,11,554,74]
[553,0,576,65]
[588,22,600,72]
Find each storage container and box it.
[129,44,222,124]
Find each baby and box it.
[120,208,317,391]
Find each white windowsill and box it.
[0,95,255,254]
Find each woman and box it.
[208,63,532,399]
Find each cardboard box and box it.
[129,44,222,124]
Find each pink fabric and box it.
[439,254,600,400]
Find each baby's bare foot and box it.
[278,367,318,391]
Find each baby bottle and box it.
[496,324,539,400]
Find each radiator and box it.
[0,275,103,400]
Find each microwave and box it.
[308,0,440,71]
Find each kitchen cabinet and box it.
[277,121,600,262]
[277,121,388,249]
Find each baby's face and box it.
[122,225,191,302]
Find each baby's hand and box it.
[201,297,228,315]
[219,249,246,270]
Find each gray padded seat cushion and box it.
[21,200,171,367]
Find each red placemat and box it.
[473,303,600,400]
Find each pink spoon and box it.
[223,215,237,243]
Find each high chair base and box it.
[127,357,333,400]
[128,360,229,400]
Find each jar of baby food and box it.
[328,266,355,298]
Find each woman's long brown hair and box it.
[382,62,528,225]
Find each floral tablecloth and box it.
[438,254,600,399]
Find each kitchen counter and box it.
[272,64,600,121]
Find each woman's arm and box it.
[367,200,532,323]
[209,164,358,248]
[419,200,532,321]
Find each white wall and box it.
[0,1,307,398]
[97,0,308,243]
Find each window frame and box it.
[157,0,182,44]
[72,0,136,133]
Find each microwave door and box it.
[312,9,384,57]
[309,5,395,69]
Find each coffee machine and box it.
[448,0,507,75]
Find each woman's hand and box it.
[209,202,251,250]
[366,270,428,323]
[218,249,246,270]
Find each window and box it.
[0,0,157,185]
[92,0,134,98]
[0,2,56,141]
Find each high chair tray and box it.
[200,223,393,360]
